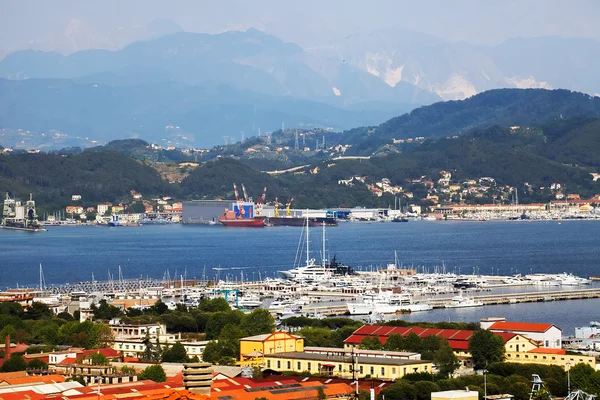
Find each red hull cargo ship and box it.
[218,209,264,227]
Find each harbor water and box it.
[1,220,599,334]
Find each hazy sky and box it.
[2,0,600,54]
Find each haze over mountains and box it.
[1,1,600,148]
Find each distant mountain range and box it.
[1,29,600,148]
[2,28,600,104]
[0,78,407,148]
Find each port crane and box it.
[274,197,280,217]
[285,197,294,217]
[232,183,245,217]
[255,185,268,216]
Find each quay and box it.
[302,288,600,317]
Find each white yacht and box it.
[444,292,483,308]
[279,218,353,281]
[347,292,433,315]
[557,273,590,286]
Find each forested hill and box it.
[3,116,600,213]
[342,89,600,146]
[0,150,171,212]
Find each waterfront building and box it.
[482,318,562,348]
[182,199,255,224]
[239,331,304,365]
[262,351,432,380]
[343,324,589,370]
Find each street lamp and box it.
[566,362,571,394]
[483,369,488,400]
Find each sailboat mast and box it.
[305,214,310,267]
[322,222,326,267]
[39,263,43,294]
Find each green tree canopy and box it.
[26,302,53,320]
[91,300,122,321]
[0,354,28,372]
[383,333,405,351]
[433,342,460,377]
[242,309,275,336]
[468,330,505,369]
[138,364,167,382]
[359,335,383,350]
[162,341,188,363]
[404,333,423,353]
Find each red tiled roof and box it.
[1,374,66,385]
[489,322,556,333]
[0,390,46,400]
[344,325,515,352]
[528,348,566,355]
[59,357,78,365]
[82,347,121,358]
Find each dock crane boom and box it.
[286,197,294,217]
[255,184,268,216]
[233,183,245,216]
[241,183,249,202]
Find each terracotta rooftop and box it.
[488,322,557,333]
[344,325,514,352]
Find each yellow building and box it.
[503,334,597,370]
[239,331,304,365]
[262,351,432,381]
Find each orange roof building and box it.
[483,318,562,348]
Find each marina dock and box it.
[302,287,600,316]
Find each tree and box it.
[202,341,224,364]
[199,298,231,312]
[138,364,167,382]
[413,381,441,400]
[140,332,161,362]
[359,335,383,350]
[421,335,442,360]
[297,327,333,347]
[0,354,28,372]
[434,343,460,377]
[57,311,75,321]
[381,380,416,400]
[384,333,405,351]
[569,363,596,392]
[93,323,114,347]
[91,300,122,320]
[162,341,188,363]
[152,300,169,315]
[468,330,505,369]
[404,333,423,353]
[242,309,275,336]
[532,387,553,400]
[126,202,146,214]
[27,359,48,370]
[120,365,137,374]
[87,353,109,365]
[26,302,53,320]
